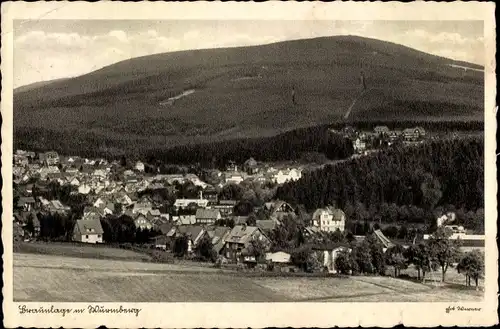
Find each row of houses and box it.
[333,126,427,154]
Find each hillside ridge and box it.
[14,35,484,156]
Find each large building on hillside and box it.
[311,206,346,232]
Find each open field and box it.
[14,242,153,262]
[14,253,483,302]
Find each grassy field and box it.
[14,253,483,302]
[14,242,153,262]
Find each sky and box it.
[13,20,484,88]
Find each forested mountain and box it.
[14,35,483,156]
[276,138,484,229]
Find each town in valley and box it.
[11,20,486,303]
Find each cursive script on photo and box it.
[18,304,142,317]
[445,306,482,314]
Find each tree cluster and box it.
[277,138,484,231]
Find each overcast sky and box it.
[13,20,484,88]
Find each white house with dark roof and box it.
[311,206,346,232]
[73,219,104,243]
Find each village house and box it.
[150,222,176,249]
[172,215,197,225]
[132,198,154,215]
[353,137,367,154]
[174,198,209,211]
[195,208,222,225]
[101,203,115,216]
[114,192,133,205]
[212,200,237,217]
[17,196,36,212]
[14,155,29,167]
[20,184,34,196]
[73,219,104,244]
[82,206,105,221]
[39,151,60,166]
[264,200,296,221]
[69,177,81,187]
[403,127,426,142]
[38,166,60,180]
[202,186,219,204]
[256,219,280,235]
[135,161,145,172]
[134,213,154,230]
[167,225,208,253]
[165,174,185,185]
[226,161,238,172]
[374,126,390,135]
[93,197,107,209]
[243,157,259,175]
[185,174,207,188]
[45,200,71,214]
[206,226,232,255]
[388,130,402,143]
[354,230,396,252]
[92,168,108,180]
[14,211,41,238]
[311,206,346,232]
[273,168,302,184]
[223,224,271,263]
[265,251,296,272]
[224,172,245,185]
[78,183,92,195]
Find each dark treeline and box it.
[146,125,353,167]
[15,121,482,167]
[100,215,161,244]
[332,119,483,132]
[276,138,484,230]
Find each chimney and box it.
[242,223,247,231]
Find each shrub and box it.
[334,249,352,275]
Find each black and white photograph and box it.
[2,2,497,328]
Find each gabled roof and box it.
[177,225,206,241]
[18,196,36,205]
[312,207,346,221]
[373,229,395,249]
[15,211,41,227]
[195,208,221,219]
[75,219,104,235]
[178,215,196,225]
[233,216,248,225]
[105,203,115,212]
[159,222,175,235]
[207,226,231,240]
[264,200,294,213]
[256,219,278,232]
[149,209,161,216]
[225,225,261,245]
